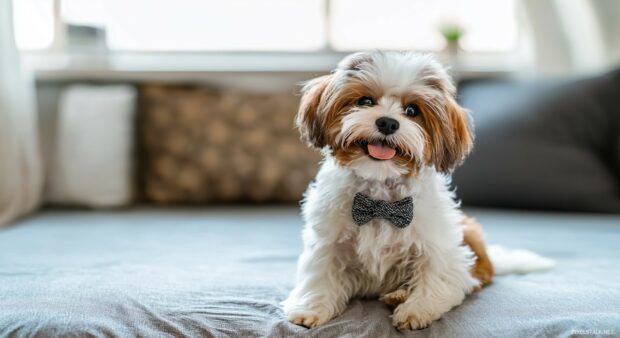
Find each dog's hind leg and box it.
[461,216,494,289]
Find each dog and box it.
[282,51,495,330]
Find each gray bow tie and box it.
[351,193,414,228]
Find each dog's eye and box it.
[357,97,375,106]
[404,104,420,117]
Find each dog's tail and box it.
[487,245,556,275]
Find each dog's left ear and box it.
[429,95,474,173]
[296,75,332,149]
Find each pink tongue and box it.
[367,143,396,160]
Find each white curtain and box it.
[0,0,44,227]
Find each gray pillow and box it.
[453,69,620,212]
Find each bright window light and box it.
[330,0,518,52]
[17,0,517,53]
[13,0,55,50]
[330,0,446,51]
[61,0,106,27]
[62,0,326,51]
[457,0,518,52]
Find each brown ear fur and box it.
[296,75,332,148]
[429,96,473,173]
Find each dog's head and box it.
[296,51,473,180]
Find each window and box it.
[330,0,518,52]
[330,0,445,51]
[81,0,325,51]
[15,0,518,53]
[13,0,55,50]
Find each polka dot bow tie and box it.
[351,193,414,228]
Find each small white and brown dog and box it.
[282,51,496,330]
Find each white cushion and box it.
[47,85,136,208]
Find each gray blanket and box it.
[1,208,619,337]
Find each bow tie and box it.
[351,193,414,228]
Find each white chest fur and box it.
[350,177,421,286]
[301,157,460,295]
[286,156,476,330]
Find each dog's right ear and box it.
[296,75,332,149]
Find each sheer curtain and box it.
[0,0,43,226]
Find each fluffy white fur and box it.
[488,245,556,275]
[283,52,478,330]
[282,51,555,330]
[282,158,478,329]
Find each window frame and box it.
[20,0,526,77]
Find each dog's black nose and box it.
[375,117,399,135]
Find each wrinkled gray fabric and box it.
[1,208,619,337]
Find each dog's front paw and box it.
[392,301,443,330]
[392,308,440,330]
[287,310,327,328]
[283,299,332,329]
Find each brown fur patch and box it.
[381,289,410,307]
[319,77,386,166]
[461,216,494,288]
[296,75,332,148]
[421,96,473,173]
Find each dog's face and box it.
[296,51,473,180]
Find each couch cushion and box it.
[0,209,619,337]
[454,69,620,212]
